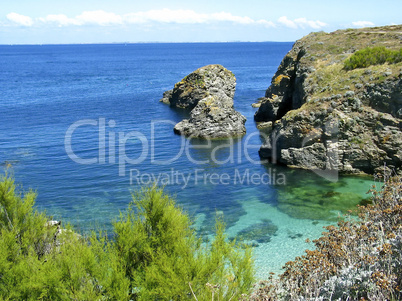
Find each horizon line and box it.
[0,40,295,46]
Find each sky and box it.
[1,0,401,44]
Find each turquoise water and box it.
[0,43,375,278]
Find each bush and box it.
[114,186,255,300]
[250,173,402,301]
[0,173,254,300]
[0,172,129,300]
[343,46,402,70]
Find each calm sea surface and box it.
[0,43,374,278]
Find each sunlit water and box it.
[0,43,375,279]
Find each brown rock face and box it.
[254,25,402,175]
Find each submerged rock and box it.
[277,186,369,220]
[254,25,402,175]
[233,219,278,244]
[161,64,246,138]
[199,206,247,236]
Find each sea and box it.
[0,42,375,279]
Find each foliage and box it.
[250,173,402,300]
[0,172,129,300]
[0,173,254,300]
[114,185,254,300]
[344,46,402,70]
[0,174,52,258]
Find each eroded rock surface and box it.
[161,64,246,138]
[254,25,402,174]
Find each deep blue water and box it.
[0,43,374,277]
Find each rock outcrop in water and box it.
[254,25,402,175]
[160,64,246,138]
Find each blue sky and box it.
[1,0,401,44]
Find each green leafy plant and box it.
[0,172,129,300]
[0,173,254,300]
[114,185,255,300]
[344,46,402,70]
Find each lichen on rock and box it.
[173,94,247,138]
[160,64,236,109]
[161,64,246,138]
[254,25,402,175]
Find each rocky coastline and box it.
[254,25,402,175]
[160,64,247,138]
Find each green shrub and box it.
[390,48,402,64]
[344,46,402,70]
[0,173,254,300]
[114,186,255,300]
[0,172,129,300]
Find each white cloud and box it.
[5,10,321,31]
[38,11,123,27]
[294,18,327,29]
[278,16,297,29]
[5,9,277,28]
[76,10,123,26]
[278,16,327,29]
[210,12,254,24]
[6,12,33,26]
[351,21,375,28]
[39,14,80,26]
[124,9,270,26]
[256,19,276,28]
[124,9,208,24]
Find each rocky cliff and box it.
[161,64,246,138]
[254,25,402,175]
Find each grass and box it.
[305,60,401,101]
[290,25,402,102]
